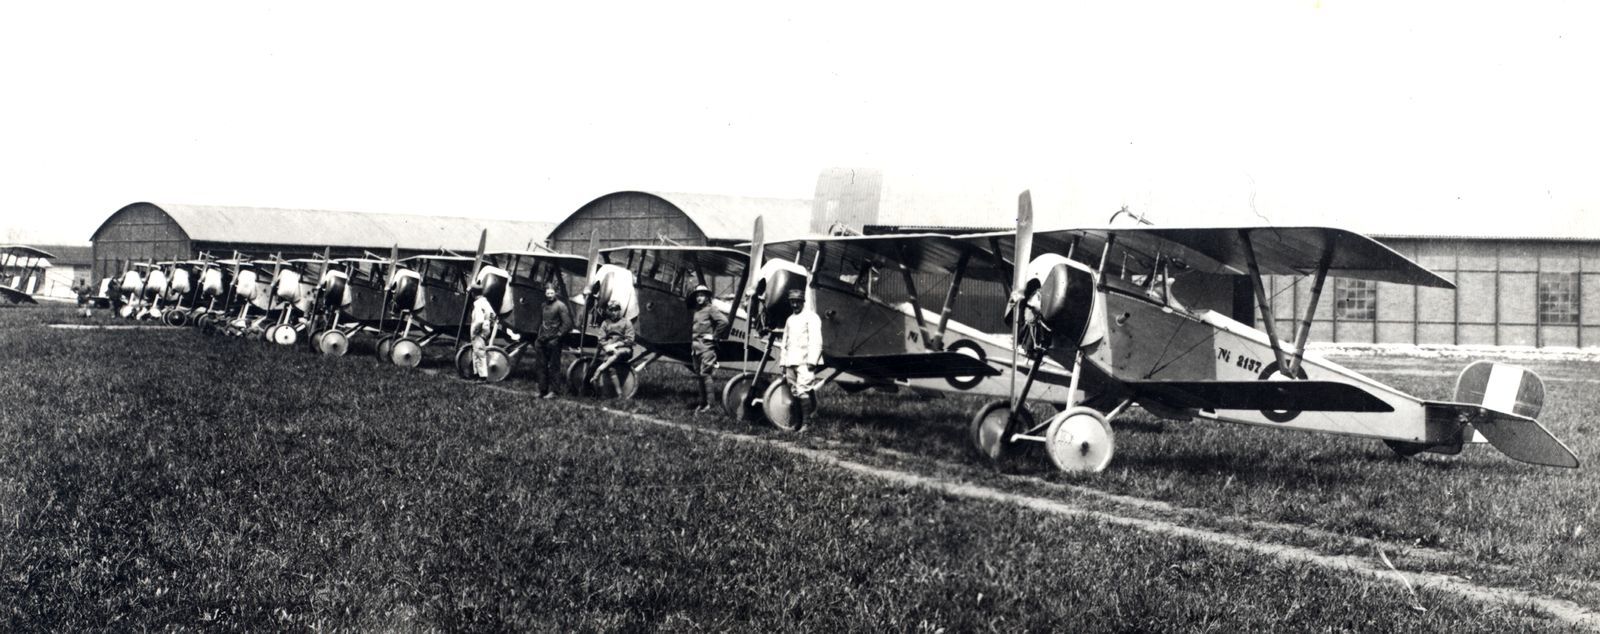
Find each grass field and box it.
[1,304,1593,631]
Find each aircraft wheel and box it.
[721,372,769,423]
[1044,406,1115,473]
[760,380,807,432]
[271,324,298,346]
[117,304,134,319]
[454,345,475,379]
[196,313,217,335]
[390,338,423,368]
[163,310,188,327]
[375,335,397,361]
[970,400,1031,464]
[610,366,640,399]
[566,357,595,397]
[484,348,512,383]
[318,330,349,357]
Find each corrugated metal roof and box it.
[96,203,554,252]
[642,192,812,242]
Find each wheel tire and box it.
[614,366,639,400]
[271,324,298,346]
[454,345,475,379]
[1044,406,1115,473]
[485,348,512,383]
[318,330,349,357]
[391,338,423,368]
[197,313,217,335]
[721,373,767,423]
[970,400,1031,465]
[163,310,187,327]
[566,358,595,397]
[761,380,805,432]
[375,335,397,362]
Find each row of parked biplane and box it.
[75,194,1580,472]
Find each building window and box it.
[1538,272,1580,325]
[1335,278,1377,321]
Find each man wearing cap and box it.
[589,300,635,396]
[778,288,823,405]
[688,284,730,411]
[468,285,498,380]
[536,285,573,398]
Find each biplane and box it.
[300,256,396,357]
[0,245,54,304]
[153,259,207,326]
[453,248,589,382]
[731,230,1080,429]
[109,262,151,318]
[382,254,481,369]
[957,191,1580,472]
[574,245,768,399]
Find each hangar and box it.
[545,191,812,256]
[90,202,554,281]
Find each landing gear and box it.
[163,310,188,327]
[390,338,423,368]
[267,323,298,346]
[1044,407,1114,473]
[567,356,638,399]
[454,345,512,382]
[760,380,815,432]
[317,330,350,357]
[969,400,1032,464]
[375,334,397,362]
[721,372,768,423]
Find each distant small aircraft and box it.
[957,191,1579,472]
[0,245,54,304]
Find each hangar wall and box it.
[1263,238,1600,348]
[91,204,192,279]
[547,193,709,256]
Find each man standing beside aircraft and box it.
[778,288,823,406]
[468,286,497,380]
[688,284,730,412]
[589,300,635,396]
[536,284,573,398]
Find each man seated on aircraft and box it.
[468,284,498,380]
[589,300,635,395]
[778,288,823,406]
[536,284,573,399]
[688,284,730,412]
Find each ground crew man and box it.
[468,286,497,380]
[73,279,93,318]
[778,288,823,408]
[589,300,635,396]
[536,284,573,398]
[688,284,730,411]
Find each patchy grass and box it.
[0,306,1578,630]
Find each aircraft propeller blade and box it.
[741,216,765,366]
[1011,190,1034,411]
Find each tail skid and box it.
[1424,402,1579,469]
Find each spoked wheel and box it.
[721,372,769,424]
[1044,406,1115,473]
[163,310,188,327]
[317,330,350,357]
[375,335,397,362]
[969,400,1033,465]
[760,380,810,432]
[390,338,423,368]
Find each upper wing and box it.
[598,246,749,279]
[761,233,1011,282]
[961,226,1453,289]
[0,245,56,260]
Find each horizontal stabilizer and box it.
[826,351,1003,381]
[1428,402,1579,469]
[1127,380,1395,413]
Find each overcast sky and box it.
[2,1,1597,244]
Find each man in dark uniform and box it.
[589,300,635,396]
[536,284,573,398]
[688,284,730,411]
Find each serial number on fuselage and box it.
[1215,346,1263,374]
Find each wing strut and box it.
[932,249,972,351]
[896,242,935,352]
[1240,229,1336,377]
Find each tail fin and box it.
[1434,361,1577,469]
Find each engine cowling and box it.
[142,269,168,301]
[274,269,304,303]
[752,259,810,331]
[319,269,351,309]
[389,269,423,313]
[474,266,513,316]
[1019,253,1100,350]
[200,268,225,298]
[588,264,639,322]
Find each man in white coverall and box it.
[778,288,823,402]
[468,286,497,380]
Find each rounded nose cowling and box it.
[591,265,638,321]
[143,270,168,300]
[1029,257,1098,349]
[201,268,225,298]
[390,272,421,313]
[320,270,350,308]
[274,269,304,303]
[235,269,260,300]
[754,259,809,331]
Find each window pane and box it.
[1335,278,1377,321]
[1538,272,1580,325]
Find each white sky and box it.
[2,1,1598,244]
